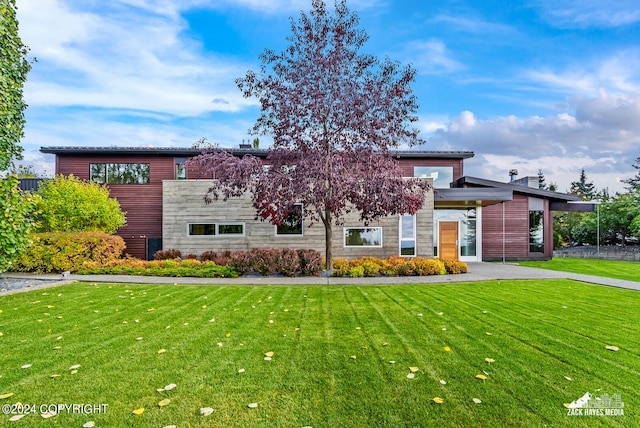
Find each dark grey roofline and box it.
[436,187,512,206]
[39,146,474,160]
[456,176,582,202]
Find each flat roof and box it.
[40,146,474,159]
[457,176,582,202]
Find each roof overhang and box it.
[435,188,513,207]
[456,176,583,205]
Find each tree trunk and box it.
[325,207,333,271]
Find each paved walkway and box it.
[2,262,639,294]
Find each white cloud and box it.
[408,39,464,75]
[533,0,640,28]
[425,90,640,192]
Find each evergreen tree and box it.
[537,169,546,190]
[570,169,596,200]
[621,155,640,191]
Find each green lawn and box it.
[519,258,640,282]
[0,280,637,427]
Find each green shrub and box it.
[12,232,125,273]
[35,175,126,234]
[349,265,364,278]
[78,259,237,278]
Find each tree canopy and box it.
[35,175,127,234]
[622,155,640,191]
[190,0,429,269]
[0,0,36,272]
[570,169,597,200]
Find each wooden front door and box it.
[439,221,459,260]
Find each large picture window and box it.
[344,227,382,247]
[414,166,454,188]
[188,223,245,237]
[90,163,150,184]
[276,204,303,236]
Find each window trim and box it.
[343,227,383,248]
[187,222,246,237]
[399,214,417,257]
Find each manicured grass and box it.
[0,280,638,427]
[519,258,640,282]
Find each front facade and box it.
[41,146,586,262]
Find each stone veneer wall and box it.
[554,247,640,261]
[162,180,434,260]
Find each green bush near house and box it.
[11,232,125,273]
[332,256,463,277]
[80,258,238,278]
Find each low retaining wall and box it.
[554,247,640,261]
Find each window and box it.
[90,163,150,184]
[414,166,454,188]
[175,157,186,180]
[344,227,382,247]
[399,215,416,256]
[276,204,303,236]
[529,211,544,253]
[188,223,245,237]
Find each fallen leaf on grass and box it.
[41,411,57,419]
[51,374,61,379]
[485,358,495,364]
[265,351,274,357]
[409,367,420,373]
[164,383,176,391]
[9,414,26,421]
[417,313,423,317]
[158,399,171,407]
[389,361,396,364]
[406,373,415,379]
[83,422,96,428]
[472,398,482,404]
[0,392,14,399]
[71,370,78,375]
[238,368,245,373]
[69,364,80,370]
[443,346,451,352]
[605,345,619,351]
[485,332,492,336]
[248,403,258,408]
[355,327,361,330]
[564,376,572,381]
[440,380,447,385]
[432,397,443,404]
[132,408,144,415]
[158,349,167,354]
[200,407,214,416]
[350,355,356,360]
[475,374,487,381]
[225,333,231,337]
[438,312,444,316]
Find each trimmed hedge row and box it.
[79,258,237,278]
[154,248,323,277]
[12,232,125,273]
[331,256,467,277]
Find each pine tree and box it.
[570,169,596,200]
[622,155,640,191]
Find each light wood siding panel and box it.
[56,154,175,259]
[163,180,434,259]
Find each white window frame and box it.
[343,227,383,248]
[399,214,417,257]
[187,222,245,237]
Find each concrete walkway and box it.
[2,262,639,294]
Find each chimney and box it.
[509,169,518,182]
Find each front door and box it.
[439,221,458,260]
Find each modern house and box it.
[40,146,590,262]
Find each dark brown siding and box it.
[56,154,176,259]
[397,158,464,180]
[482,194,552,261]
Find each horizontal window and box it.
[188,223,245,237]
[90,163,150,184]
[276,204,303,236]
[414,166,454,188]
[344,227,382,247]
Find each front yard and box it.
[0,280,637,427]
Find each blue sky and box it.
[16,0,640,193]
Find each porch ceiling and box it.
[434,188,513,207]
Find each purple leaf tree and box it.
[189,0,431,269]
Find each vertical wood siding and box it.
[56,154,176,259]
